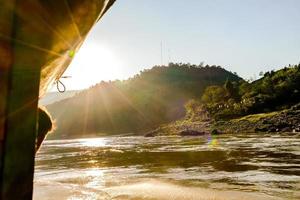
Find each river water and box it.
[34,134,300,200]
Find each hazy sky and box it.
[62,0,300,90]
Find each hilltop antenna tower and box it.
[160,41,163,66]
[168,48,171,64]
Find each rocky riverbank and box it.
[214,103,300,133]
[144,119,213,137]
[144,103,300,137]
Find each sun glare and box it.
[81,138,107,147]
[62,42,123,90]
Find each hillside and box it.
[201,63,300,120]
[46,63,241,138]
[152,63,300,136]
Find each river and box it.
[33,134,300,200]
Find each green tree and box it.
[201,85,227,104]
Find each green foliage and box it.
[184,99,208,121]
[201,63,300,119]
[47,63,240,137]
[201,86,227,104]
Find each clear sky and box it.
[62,0,300,90]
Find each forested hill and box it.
[47,63,241,138]
[201,63,300,120]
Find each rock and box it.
[144,129,159,137]
[276,122,289,129]
[180,130,207,136]
[291,103,300,110]
[262,120,270,124]
[211,129,223,135]
[294,127,300,132]
[268,127,277,132]
[254,127,268,132]
[281,127,292,132]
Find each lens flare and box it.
[207,134,218,148]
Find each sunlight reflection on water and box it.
[80,138,107,147]
[34,134,300,200]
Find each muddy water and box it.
[34,134,300,199]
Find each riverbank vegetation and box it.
[201,63,300,120]
[46,63,300,138]
[147,63,300,136]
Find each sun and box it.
[62,42,122,90]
